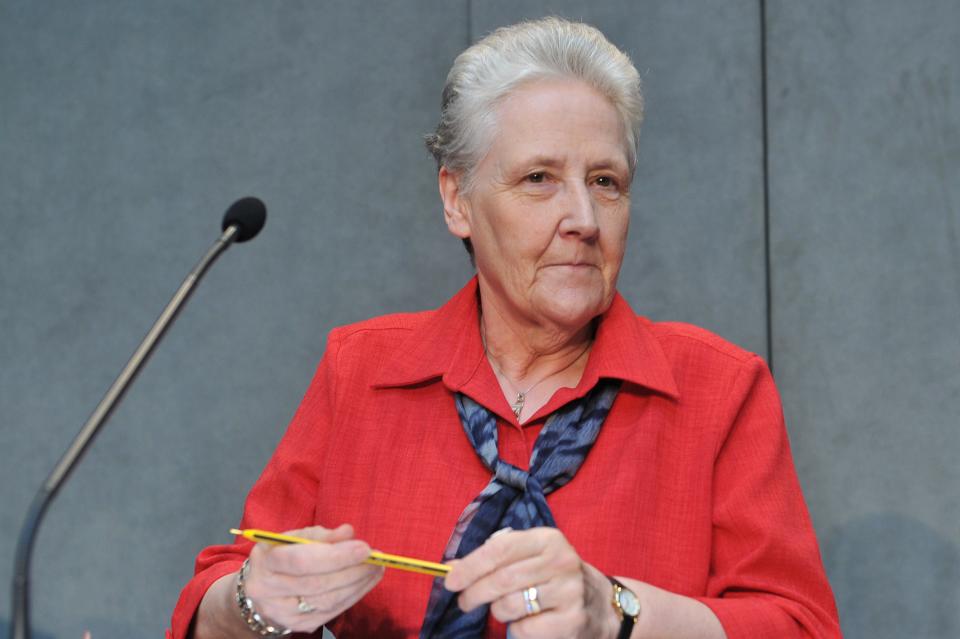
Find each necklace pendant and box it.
[512,392,525,419]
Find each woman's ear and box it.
[438,167,472,240]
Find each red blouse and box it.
[168,278,841,638]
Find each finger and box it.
[294,565,385,617]
[507,605,587,639]
[488,576,581,623]
[451,531,581,612]
[261,538,372,576]
[251,560,383,600]
[287,523,355,542]
[261,565,385,632]
[445,528,562,592]
[489,584,545,623]
[467,548,580,612]
[456,554,551,612]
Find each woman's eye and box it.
[526,172,546,183]
[595,176,615,188]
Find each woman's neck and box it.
[481,314,593,382]
[479,292,595,421]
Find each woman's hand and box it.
[443,527,620,639]
[240,523,384,633]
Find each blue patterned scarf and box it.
[419,378,621,639]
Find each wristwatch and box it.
[609,577,640,639]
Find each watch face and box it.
[618,588,640,618]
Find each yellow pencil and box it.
[229,528,451,577]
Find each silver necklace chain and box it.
[484,340,592,420]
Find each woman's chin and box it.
[531,288,610,332]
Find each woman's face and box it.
[443,78,632,334]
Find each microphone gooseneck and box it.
[10,197,267,639]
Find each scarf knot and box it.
[492,460,528,491]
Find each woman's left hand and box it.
[443,527,620,639]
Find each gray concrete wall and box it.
[767,2,960,636]
[0,2,956,637]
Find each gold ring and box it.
[522,586,541,615]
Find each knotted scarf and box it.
[419,378,621,639]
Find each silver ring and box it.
[296,595,316,614]
[522,586,541,616]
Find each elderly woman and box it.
[170,17,841,639]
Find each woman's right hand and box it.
[192,523,384,638]
[240,523,385,633]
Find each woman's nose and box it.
[558,181,600,239]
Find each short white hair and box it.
[426,16,644,192]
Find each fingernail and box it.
[490,527,513,540]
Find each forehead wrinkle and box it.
[519,154,565,168]
[483,80,630,182]
[505,151,628,177]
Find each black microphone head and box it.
[222,196,267,242]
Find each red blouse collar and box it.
[372,277,679,422]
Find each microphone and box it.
[10,197,267,639]
[222,196,266,242]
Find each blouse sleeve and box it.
[694,356,842,638]
[166,331,343,639]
